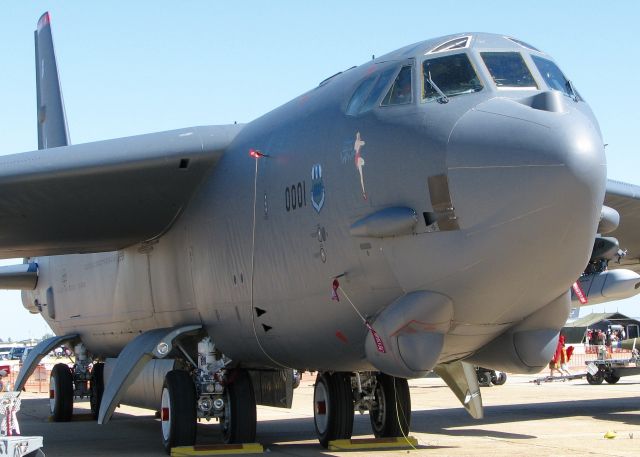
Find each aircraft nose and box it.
[446,96,606,281]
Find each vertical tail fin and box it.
[35,12,70,149]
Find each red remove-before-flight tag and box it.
[366,322,386,353]
[331,279,340,301]
[572,281,587,305]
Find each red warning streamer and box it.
[572,281,588,305]
[366,322,386,353]
[331,279,340,301]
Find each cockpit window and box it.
[422,53,482,101]
[359,67,396,112]
[427,36,471,54]
[381,65,413,106]
[481,52,537,89]
[346,67,396,115]
[531,55,578,99]
[505,37,540,52]
[346,75,377,115]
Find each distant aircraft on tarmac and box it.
[4,11,640,453]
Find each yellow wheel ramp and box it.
[171,443,263,456]
[328,436,418,450]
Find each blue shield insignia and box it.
[311,164,325,213]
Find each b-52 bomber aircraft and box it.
[5,12,640,453]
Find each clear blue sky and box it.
[1,1,639,340]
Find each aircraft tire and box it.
[604,372,620,384]
[221,368,257,444]
[313,372,354,448]
[491,371,507,386]
[89,362,104,420]
[161,370,197,453]
[369,373,411,438]
[586,371,604,385]
[50,363,74,422]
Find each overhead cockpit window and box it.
[381,65,413,106]
[422,54,483,101]
[346,75,377,115]
[505,37,540,52]
[427,36,471,54]
[481,52,537,89]
[346,67,396,115]
[531,55,580,100]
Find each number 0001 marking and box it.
[285,181,307,212]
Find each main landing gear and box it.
[159,337,257,454]
[49,343,104,422]
[312,371,411,448]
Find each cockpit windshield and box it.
[481,52,537,89]
[422,53,482,101]
[531,55,577,99]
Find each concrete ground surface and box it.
[14,372,640,457]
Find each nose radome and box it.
[445,98,606,302]
[445,98,606,233]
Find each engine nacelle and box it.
[572,268,640,306]
[365,290,452,378]
[465,292,570,374]
[597,205,620,235]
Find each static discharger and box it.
[171,443,263,456]
[328,436,419,451]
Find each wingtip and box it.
[37,12,50,32]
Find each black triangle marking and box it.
[255,307,267,317]
[262,324,273,332]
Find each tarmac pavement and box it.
[14,372,640,456]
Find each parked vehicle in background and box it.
[0,344,23,360]
[9,346,27,360]
[21,347,34,363]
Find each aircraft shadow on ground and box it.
[410,396,640,436]
[17,395,640,454]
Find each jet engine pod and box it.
[466,292,570,373]
[572,268,640,306]
[365,291,453,379]
[598,206,620,235]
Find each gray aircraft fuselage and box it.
[22,33,606,374]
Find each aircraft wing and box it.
[0,125,242,259]
[604,179,640,273]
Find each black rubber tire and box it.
[50,363,74,422]
[222,369,257,444]
[292,370,301,389]
[604,372,620,384]
[587,371,604,385]
[161,370,197,454]
[491,371,507,386]
[313,372,354,448]
[89,363,105,420]
[369,373,411,438]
